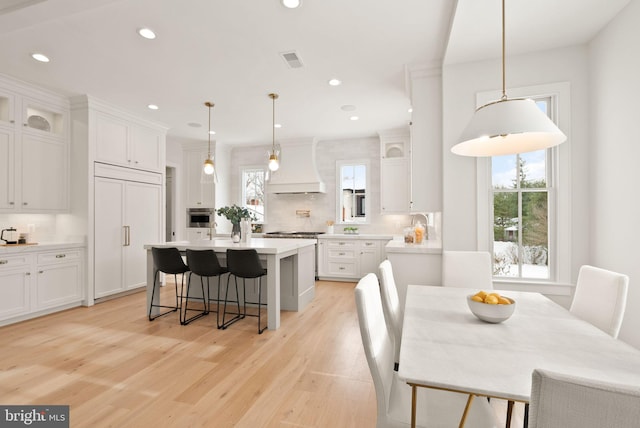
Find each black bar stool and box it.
[185,249,229,327]
[223,249,268,334]
[149,247,189,321]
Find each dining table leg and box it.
[411,385,417,428]
[506,400,514,428]
[459,394,475,428]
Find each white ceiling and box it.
[0,0,630,146]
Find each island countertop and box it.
[144,238,316,254]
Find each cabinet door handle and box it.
[9,202,14,205]
[25,272,31,276]
[9,120,15,124]
[339,242,345,246]
[339,252,346,256]
[38,270,44,274]
[22,202,28,206]
[123,226,131,246]
[339,267,345,270]
[55,254,66,259]
[0,260,7,265]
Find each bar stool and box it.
[185,249,229,327]
[149,247,189,321]
[223,249,268,334]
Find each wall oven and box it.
[187,208,215,228]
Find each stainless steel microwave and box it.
[187,208,215,228]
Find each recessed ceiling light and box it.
[350,116,359,121]
[281,0,301,9]
[138,28,156,39]
[274,124,282,129]
[408,107,413,113]
[31,53,49,63]
[328,78,342,86]
[341,105,356,112]
[147,104,159,110]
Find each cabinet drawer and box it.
[328,248,357,259]
[0,254,32,269]
[327,261,357,277]
[326,240,357,249]
[37,250,82,265]
[361,240,380,249]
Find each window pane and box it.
[519,150,546,188]
[242,169,265,223]
[493,191,518,277]
[492,155,517,189]
[522,191,549,279]
[339,162,367,223]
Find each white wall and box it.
[442,46,590,280]
[588,0,640,348]
[227,137,412,235]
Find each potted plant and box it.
[216,205,257,239]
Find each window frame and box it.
[475,82,571,291]
[240,165,267,224]
[336,159,371,225]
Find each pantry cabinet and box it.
[317,235,391,281]
[94,165,162,299]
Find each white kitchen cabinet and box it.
[185,148,215,208]
[0,128,15,210]
[0,254,32,321]
[20,133,68,211]
[379,128,410,215]
[95,112,164,172]
[94,166,162,299]
[0,79,69,213]
[35,249,83,310]
[318,236,390,281]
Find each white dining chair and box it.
[442,250,493,289]
[528,369,640,428]
[570,265,629,338]
[378,260,402,370]
[355,273,498,428]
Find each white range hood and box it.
[267,138,326,194]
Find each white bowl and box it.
[467,295,516,323]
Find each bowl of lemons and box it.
[467,290,515,323]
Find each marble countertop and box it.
[318,233,394,240]
[0,241,86,254]
[144,238,316,255]
[385,239,442,254]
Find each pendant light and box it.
[451,0,566,157]
[267,93,280,172]
[203,102,218,182]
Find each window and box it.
[337,160,369,224]
[491,98,553,279]
[241,167,265,223]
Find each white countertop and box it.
[0,241,86,254]
[144,238,316,255]
[385,239,442,254]
[318,233,394,240]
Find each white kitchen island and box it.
[144,238,316,330]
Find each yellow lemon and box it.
[498,296,511,305]
[484,294,499,305]
[474,290,488,299]
[471,295,484,303]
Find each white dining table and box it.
[398,285,640,428]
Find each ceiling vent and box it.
[0,0,46,15]
[280,51,304,69]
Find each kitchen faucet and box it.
[411,213,429,227]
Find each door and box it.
[124,181,162,290]
[94,177,125,298]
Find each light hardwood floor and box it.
[0,280,376,427]
[0,280,523,427]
